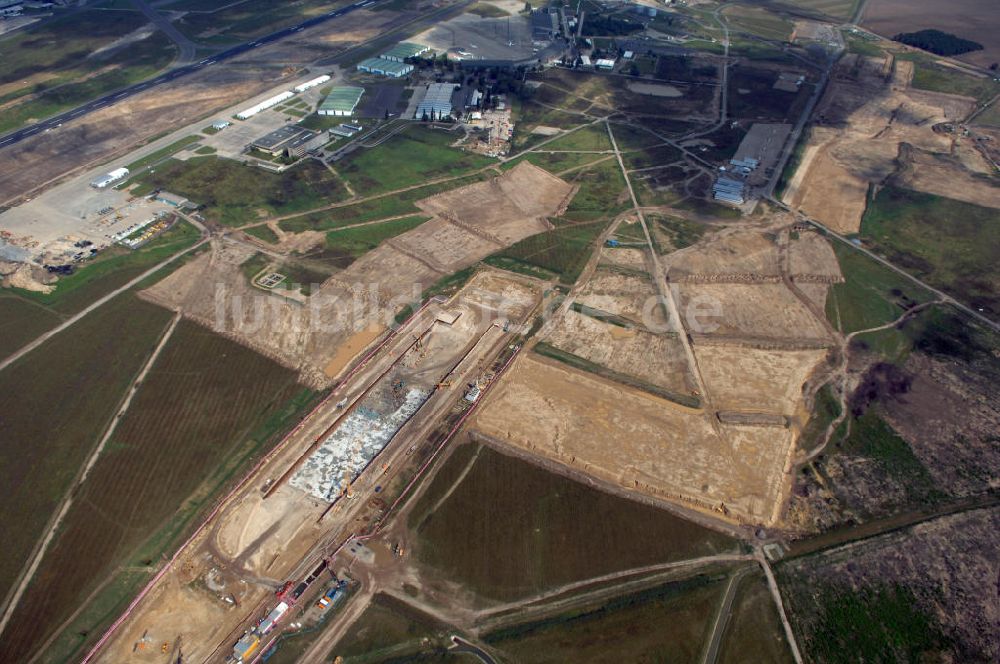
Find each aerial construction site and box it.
[90,270,539,663]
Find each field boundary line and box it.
[78,297,439,664]
[0,238,208,374]
[0,310,182,641]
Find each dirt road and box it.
[0,237,205,372]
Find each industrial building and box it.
[318,86,365,116]
[153,191,192,208]
[713,175,747,205]
[294,73,331,93]
[330,123,362,138]
[414,83,460,120]
[90,167,129,189]
[595,58,617,70]
[211,120,231,131]
[250,125,324,158]
[356,57,414,78]
[236,90,294,120]
[379,41,429,62]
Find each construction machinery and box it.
[435,380,452,390]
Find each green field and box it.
[718,572,796,664]
[860,185,1000,314]
[649,214,708,251]
[541,124,613,151]
[825,239,935,333]
[0,12,177,134]
[724,6,794,41]
[797,384,843,456]
[485,574,730,663]
[336,125,492,195]
[409,443,738,602]
[0,296,62,360]
[507,150,610,174]
[126,134,202,172]
[278,174,488,233]
[12,218,201,315]
[0,320,310,663]
[487,220,608,284]
[324,216,430,260]
[136,157,349,227]
[175,0,343,42]
[781,580,948,664]
[334,594,452,662]
[561,158,629,222]
[0,295,173,615]
[244,223,280,244]
[903,56,999,104]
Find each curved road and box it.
[0,0,381,150]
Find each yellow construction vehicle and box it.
[435,381,452,390]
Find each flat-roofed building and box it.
[250,125,323,157]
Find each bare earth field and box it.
[472,353,793,525]
[142,163,571,385]
[785,54,980,233]
[677,283,831,342]
[862,0,1000,68]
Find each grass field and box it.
[175,0,343,42]
[798,384,842,455]
[903,55,999,104]
[649,214,708,250]
[336,125,492,196]
[541,124,613,152]
[278,174,488,233]
[486,220,608,284]
[11,218,201,315]
[0,295,173,614]
[0,12,177,134]
[244,223,280,244]
[126,134,202,172]
[860,185,1000,314]
[825,240,935,333]
[0,296,62,360]
[136,157,349,227]
[324,216,430,262]
[561,158,629,222]
[780,579,947,664]
[505,150,609,174]
[718,571,795,664]
[409,443,738,602]
[723,6,794,41]
[333,594,451,662]
[728,67,805,121]
[0,320,309,663]
[485,574,730,663]
[622,143,684,171]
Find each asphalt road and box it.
[0,0,380,151]
[129,0,198,64]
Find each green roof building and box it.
[318,86,365,116]
[356,57,414,78]
[379,42,429,62]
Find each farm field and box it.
[0,296,62,360]
[825,240,935,333]
[718,572,796,664]
[0,320,309,663]
[0,11,177,135]
[0,295,173,614]
[409,443,739,602]
[484,574,732,663]
[862,0,1000,68]
[136,157,349,227]
[336,125,493,196]
[11,218,202,316]
[860,185,1000,314]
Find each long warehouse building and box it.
[318,86,365,116]
[237,90,295,120]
